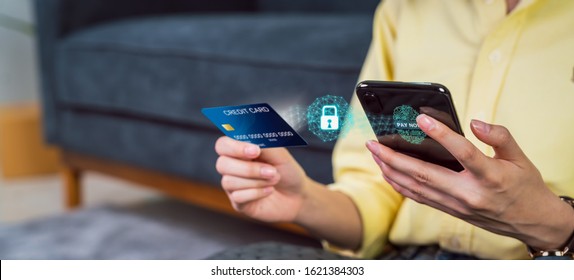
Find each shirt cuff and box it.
[321,179,402,259]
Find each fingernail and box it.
[244,145,259,157]
[366,140,379,153]
[261,166,276,178]
[417,114,435,131]
[471,119,490,134]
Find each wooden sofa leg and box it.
[62,167,82,209]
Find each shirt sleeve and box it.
[322,0,404,259]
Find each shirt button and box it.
[489,49,502,64]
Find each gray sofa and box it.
[34,0,377,216]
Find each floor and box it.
[0,172,161,224]
[0,172,321,259]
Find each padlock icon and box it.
[320,105,339,130]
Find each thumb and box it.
[257,147,296,167]
[470,119,526,162]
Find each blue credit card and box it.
[201,103,308,148]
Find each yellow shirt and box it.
[326,0,574,259]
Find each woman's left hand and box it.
[366,114,574,250]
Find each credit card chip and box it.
[221,124,235,131]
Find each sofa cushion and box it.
[56,14,372,149]
[58,110,334,185]
[257,0,381,14]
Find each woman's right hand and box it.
[215,136,308,223]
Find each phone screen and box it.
[356,81,464,171]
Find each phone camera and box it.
[364,92,383,114]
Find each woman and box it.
[213,0,574,259]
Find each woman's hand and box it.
[215,136,308,223]
[366,114,574,250]
[215,136,363,249]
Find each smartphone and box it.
[356,80,464,172]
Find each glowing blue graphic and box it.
[366,112,395,136]
[307,95,352,142]
[281,105,308,132]
[393,105,426,144]
[320,105,339,130]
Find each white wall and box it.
[0,0,39,104]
